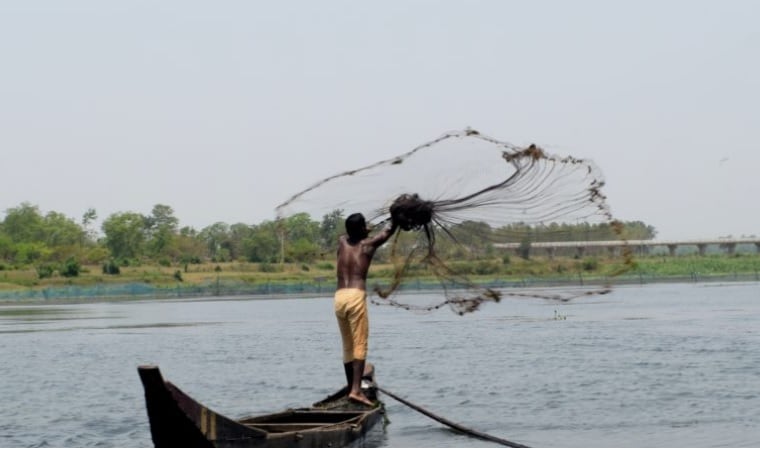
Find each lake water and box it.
[1,282,759,447]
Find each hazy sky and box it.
[2,1,758,240]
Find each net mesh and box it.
[276,129,634,314]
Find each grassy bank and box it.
[1,253,759,303]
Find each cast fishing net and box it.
[276,129,633,314]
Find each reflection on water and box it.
[0,307,74,316]
[0,307,91,321]
[0,322,225,334]
[0,282,759,447]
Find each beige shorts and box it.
[334,288,369,363]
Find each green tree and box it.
[0,203,87,264]
[284,213,319,242]
[448,220,494,259]
[15,242,51,264]
[42,211,86,247]
[102,212,147,260]
[281,213,320,263]
[81,208,98,244]
[179,226,197,237]
[227,223,253,261]
[0,232,14,261]
[319,209,344,252]
[2,203,44,243]
[287,237,320,263]
[199,222,230,261]
[145,204,179,258]
[174,226,205,263]
[623,221,657,240]
[174,233,206,264]
[243,221,280,263]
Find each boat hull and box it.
[138,365,384,448]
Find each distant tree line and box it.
[0,202,657,276]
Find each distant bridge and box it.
[494,238,760,257]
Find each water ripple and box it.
[1,284,759,447]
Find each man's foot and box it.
[348,391,374,407]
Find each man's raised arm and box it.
[366,219,398,249]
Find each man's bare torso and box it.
[336,235,373,291]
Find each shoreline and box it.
[1,272,758,306]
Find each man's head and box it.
[345,213,368,241]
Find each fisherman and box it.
[335,212,397,406]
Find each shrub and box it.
[119,258,139,267]
[173,270,183,282]
[316,262,334,270]
[258,262,279,273]
[158,258,171,267]
[180,255,202,264]
[102,260,121,275]
[83,246,110,265]
[474,260,500,275]
[448,261,471,275]
[501,254,511,265]
[582,258,599,271]
[36,264,55,279]
[60,257,81,277]
[518,239,531,260]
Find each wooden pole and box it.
[377,386,529,448]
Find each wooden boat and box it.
[137,365,384,448]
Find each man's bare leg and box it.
[343,362,353,393]
[348,359,373,406]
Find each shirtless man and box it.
[335,213,397,406]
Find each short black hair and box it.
[345,213,367,241]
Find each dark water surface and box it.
[1,283,759,447]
